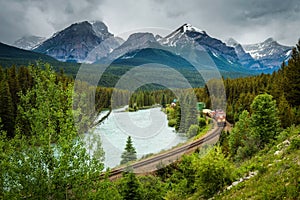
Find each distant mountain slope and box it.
[34,21,123,63]
[13,35,46,50]
[102,47,205,88]
[226,38,264,70]
[0,42,82,77]
[102,24,254,77]
[243,38,292,70]
[0,42,58,63]
[159,24,241,66]
[100,32,159,63]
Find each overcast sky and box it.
[0,0,299,46]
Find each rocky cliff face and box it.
[34,21,123,63]
[13,35,46,50]
[243,38,292,70]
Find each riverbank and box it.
[91,107,186,168]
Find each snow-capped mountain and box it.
[21,21,293,75]
[155,23,249,73]
[160,24,239,63]
[84,36,124,63]
[243,38,292,70]
[101,23,252,76]
[13,35,46,50]
[99,32,159,63]
[226,38,264,70]
[33,21,123,63]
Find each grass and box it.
[214,125,300,200]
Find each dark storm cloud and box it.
[0,0,299,46]
[0,0,103,44]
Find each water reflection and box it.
[91,107,186,168]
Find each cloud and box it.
[0,0,299,46]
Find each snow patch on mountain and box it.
[13,35,46,50]
[242,38,292,69]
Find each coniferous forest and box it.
[0,40,300,199]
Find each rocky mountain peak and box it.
[33,21,118,62]
[13,35,46,50]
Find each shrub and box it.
[289,137,300,150]
[198,117,206,129]
[187,124,199,138]
[168,119,177,127]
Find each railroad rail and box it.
[107,120,224,179]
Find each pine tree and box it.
[7,65,21,113]
[175,102,181,132]
[278,95,294,128]
[161,94,166,108]
[228,110,251,156]
[284,40,300,106]
[0,80,14,137]
[250,94,281,148]
[120,136,137,164]
[119,172,142,200]
[0,66,3,80]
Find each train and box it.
[203,109,226,127]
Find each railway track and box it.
[108,121,224,179]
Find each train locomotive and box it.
[203,109,226,127]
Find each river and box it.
[86,107,186,168]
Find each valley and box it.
[0,3,299,198]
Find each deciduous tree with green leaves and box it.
[228,94,281,161]
[193,146,233,199]
[228,110,251,157]
[1,65,105,199]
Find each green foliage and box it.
[229,94,281,161]
[1,65,104,199]
[0,80,14,137]
[168,119,177,127]
[89,179,122,200]
[193,146,234,199]
[250,94,281,147]
[161,94,166,108]
[186,124,199,138]
[198,117,206,129]
[164,155,197,200]
[216,126,300,200]
[288,136,300,151]
[118,172,142,200]
[277,94,294,128]
[121,136,137,165]
[284,40,300,107]
[228,110,251,159]
[138,175,166,200]
[174,103,181,132]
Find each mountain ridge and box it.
[11,21,294,74]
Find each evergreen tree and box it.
[284,40,300,106]
[0,66,3,80]
[119,172,142,200]
[250,94,281,148]
[120,136,137,164]
[7,65,21,115]
[278,95,294,128]
[0,80,14,137]
[228,110,251,157]
[161,94,166,108]
[175,102,181,132]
